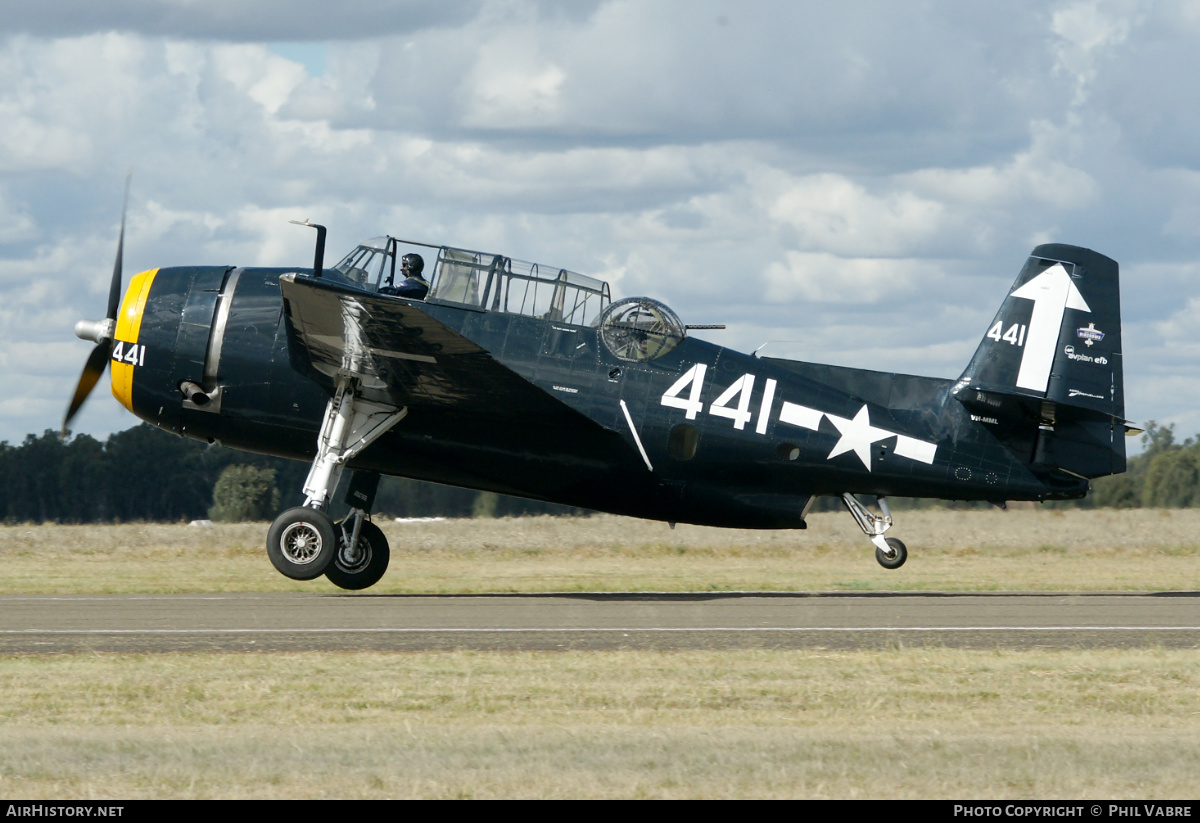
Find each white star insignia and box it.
[825,405,892,471]
[777,400,938,467]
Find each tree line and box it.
[1078,421,1197,509]
[0,424,584,523]
[0,421,1189,523]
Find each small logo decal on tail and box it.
[1063,345,1108,365]
[1076,323,1105,346]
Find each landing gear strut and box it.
[841,493,908,570]
[266,377,404,588]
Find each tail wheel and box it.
[875,537,907,570]
[267,507,337,580]
[325,520,390,591]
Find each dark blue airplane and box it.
[67,205,1133,590]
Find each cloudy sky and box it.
[3,0,1198,448]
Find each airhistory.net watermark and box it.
[6,808,123,818]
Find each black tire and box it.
[325,520,390,591]
[266,507,337,580]
[875,537,907,570]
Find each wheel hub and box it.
[280,522,324,564]
[336,540,371,573]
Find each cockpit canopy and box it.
[327,237,694,361]
[330,237,612,327]
[331,236,394,287]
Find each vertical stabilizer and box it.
[957,244,1126,478]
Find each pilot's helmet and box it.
[401,253,425,277]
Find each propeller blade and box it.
[65,175,131,435]
[106,173,131,322]
[63,340,113,435]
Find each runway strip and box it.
[1,592,1198,652]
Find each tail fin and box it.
[956,244,1127,478]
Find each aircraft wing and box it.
[278,273,605,429]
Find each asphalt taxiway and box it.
[0,592,1197,652]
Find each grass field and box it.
[1,649,1198,798]
[0,509,1198,798]
[2,508,1200,593]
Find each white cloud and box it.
[765,174,947,258]
[461,34,566,129]
[0,1,1198,447]
[0,1,483,41]
[764,252,943,304]
[1150,295,1200,354]
[1051,0,1140,105]
[903,124,1100,212]
[0,188,38,243]
[209,44,307,116]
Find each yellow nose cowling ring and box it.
[110,268,159,413]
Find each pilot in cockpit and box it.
[381,253,429,300]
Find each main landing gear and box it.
[841,493,908,570]
[266,377,407,590]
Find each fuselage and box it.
[111,264,1087,529]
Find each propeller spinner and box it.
[63,177,130,435]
